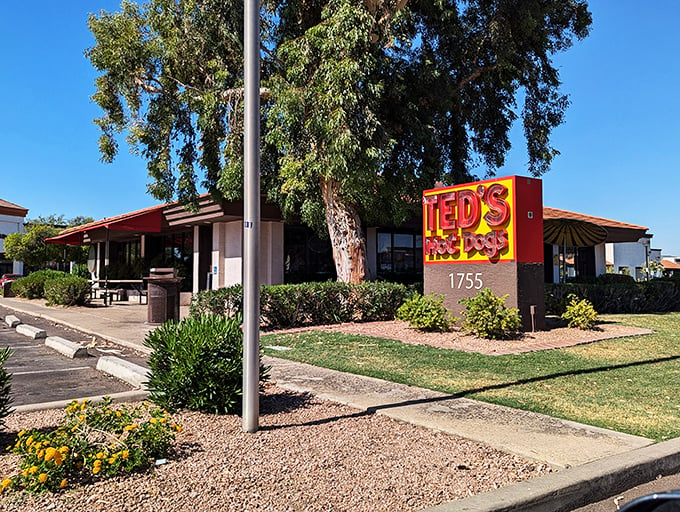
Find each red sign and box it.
[423,176,543,264]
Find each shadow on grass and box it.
[261,353,680,431]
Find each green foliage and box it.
[189,285,243,318]
[459,288,522,339]
[352,282,410,322]
[71,264,91,279]
[3,226,61,269]
[546,280,680,314]
[87,0,591,281]
[11,270,66,300]
[2,397,180,493]
[396,293,456,332]
[561,294,597,330]
[0,347,13,431]
[43,276,91,307]
[144,315,269,414]
[189,281,410,328]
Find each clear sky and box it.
[1,1,678,253]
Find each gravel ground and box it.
[0,386,553,512]
[275,319,654,355]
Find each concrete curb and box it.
[12,390,151,413]
[421,437,680,512]
[16,324,46,339]
[96,356,149,389]
[3,314,21,327]
[45,336,89,358]
[0,304,153,355]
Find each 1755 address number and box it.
[449,272,483,290]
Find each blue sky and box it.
[1,1,679,253]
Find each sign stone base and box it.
[424,261,545,332]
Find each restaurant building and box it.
[46,193,651,298]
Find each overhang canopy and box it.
[46,206,164,245]
[543,207,648,245]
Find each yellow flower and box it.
[18,430,26,437]
[29,466,39,475]
[159,418,167,424]
[92,466,101,475]
[38,473,48,483]
[59,446,69,454]
[59,479,68,489]
[115,411,122,418]
[78,415,85,422]
[150,418,157,424]
[53,452,64,466]
[26,436,34,446]
[45,447,57,462]
[1,478,11,489]
[124,423,137,431]
[94,459,102,468]
[34,442,42,450]
[37,449,45,460]
[108,457,116,464]
[22,469,29,477]
[121,450,129,460]
[172,424,182,433]
[96,452,105,459]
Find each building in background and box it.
[0,199,29,276]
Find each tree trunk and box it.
[319,176,368,283]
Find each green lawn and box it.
[262,313,680,441]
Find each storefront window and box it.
[377,231,422,283]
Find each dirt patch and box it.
[271,319,654,355]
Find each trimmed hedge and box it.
[189,281,411,329]
[10,270,67,299]
[547,279,680,314]
[44,275,91,306]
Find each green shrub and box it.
[353,282,410,321]
[44,275,91,306]
[144,314,269,414]
[546,280,680,314]
[189,285,243,318]
[11,270,65,299]
[396,293,456,332]
[561,294,598,329]
[189,281,411,329]
[2,397,180,493]
[0,347,13,431]
[459,288,522,339]
[70,263,90,279]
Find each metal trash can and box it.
[144,268,183,324]
[2,282,14,297]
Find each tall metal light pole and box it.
[242,0,261,433]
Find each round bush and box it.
[459,288,522,339]
[561,294,598,329]
[144,314,269,414]
[11,270,65,299]
[44,275,91,306]
[396,293,456,332]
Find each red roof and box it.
[543,207,648,231]
[662,260,680,270]
[46,204,165,245]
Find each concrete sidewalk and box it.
[1,296,679,511]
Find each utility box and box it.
[144,268,183,324]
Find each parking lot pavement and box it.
[1,320,133,407]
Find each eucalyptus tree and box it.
[88,0,591,282]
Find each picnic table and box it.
[90,279,147,306]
